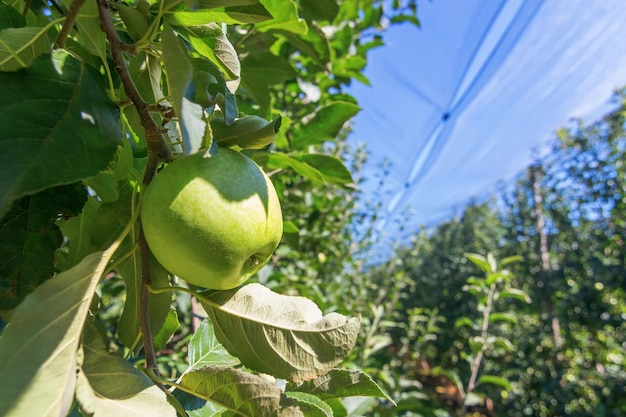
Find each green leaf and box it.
[454,317,473,328]
[165,4,271,26]
[291,102,360,149]
[241,51,296,85]
[161,25,207,155]
[259,152,325,184]
[278,23,331,70]
[476,375,513,391]
[0,26,49,71]
[199,283,360,383]
[299,0,338,22]
[464,253,491,273]
[294,154,354,186]
[0,50,120,218]
[75,318,177,417]
[153,309,180,352]
[179,366,303,416]
[0,182,87,309]
[500,288,532,304]
[187,319,240,368]
[488,312,518,325]
[0,249,114,417]
[117,248,173,353]
[57,196,100,271]
[284,392,333,417]
[485,271,508,285]
[175,23,240,83]
[0,2,25,29]
[292,369,394,404]
[256,0,307,34]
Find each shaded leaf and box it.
[0,182,87,309]
[0,26,49,71]
[200,283,360,383]
[179,366,303,416]
[295,154,354,186]
[0,249,114,417]
[165,4,271,26]
[75,319,176,416]
[291,369,394,404]
[117,248,173,353]
[0,50,120,218]
[161,25,206,155]
[0,2,25,30]
[188,318,240,369]
[154,309,180,352]
[60,0,106,58]
[291,102,360,149]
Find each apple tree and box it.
[0,0,418,416]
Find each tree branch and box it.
[97,0,172,389]
[97,0,171,184]
[53,0,86,49]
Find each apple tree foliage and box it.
[0,0,419,416]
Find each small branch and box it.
[97,0,171,184]
[460,283,497,416]
[97,0,172,391]
[53,0,86,49]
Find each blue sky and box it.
[346,0,626,252]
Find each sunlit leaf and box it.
[284,392,332,417]
[199,283,360,382]
[75,318,177,417]
[179,366,303,416]
[187,319,240,368]
[0,249,114,417]
[291,369,394,404]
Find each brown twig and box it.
[53,0,86,49]
[96,0,172,184]
[97,0,172,389]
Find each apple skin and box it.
[140,147,283,290]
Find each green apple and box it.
[140,147,283,290]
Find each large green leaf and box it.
[179,366,303,416]
[256,0,307,34]
[0,182,87,309]
[0,50,120,218]
[75,318,177,417]
[290,102,360,149]
[291,369,394,403]
[199,283,360,383]
[0,2,25,29]
[187,319,240,369]
[0,249,114,417]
